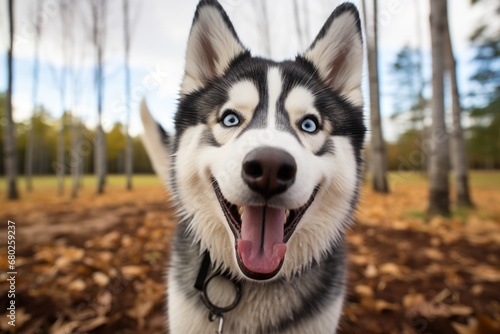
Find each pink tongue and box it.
[237,206,287,274]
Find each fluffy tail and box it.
[140,100,171,184]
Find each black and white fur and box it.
[141,1,366,332]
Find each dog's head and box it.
[142,0,365,281]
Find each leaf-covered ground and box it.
[1,173,499,334]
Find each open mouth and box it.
[212,178,319,280]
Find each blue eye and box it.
[300,117,318,133]
[221,111,240,127]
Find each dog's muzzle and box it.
[213,146,318,280]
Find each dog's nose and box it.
[242,147,297,199]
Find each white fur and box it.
[267,67,282,129]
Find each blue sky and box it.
[0,0,486,141]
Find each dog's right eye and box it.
[221,111,241,128]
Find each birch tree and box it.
[428,0,450,215]
[363,0,389,193]
[55,2,72,196]
[443,3,474,207]
[123,0,133,190]
[68,0,81,198]
[26,0,44,192]
[4,0,19,200]
[90,0,108,194]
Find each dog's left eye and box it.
[221,111,241,128]
[300,117,319,133]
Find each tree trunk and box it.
[91,0,107,194]
[442,6,474,208]
[96,97,106,194]
[67,2,79,199]
[57,119,65,196]
[366,0,389,193]
[57,2,71,197]
[71,118,79,198]
[26,0,44,192]
[428,0,450,216]
[123,0,133,191]
[4,0,19,200]
[414,0,428,173]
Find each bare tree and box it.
[123,0,133,190]
[443,3,474,208]
[363,0,389,193]
[90,0,108,194]
[55,2,72,196]
[25,0,44,192]
[428,0,450,216]
[414,0,428,172]
[67,0,81,198]
[4,0,19,200]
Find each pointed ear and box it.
[303,3,363,106]
[181,0,247,94]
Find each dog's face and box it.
[145,1,365,281]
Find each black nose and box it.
[242,147,297,199]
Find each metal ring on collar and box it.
[201,273,242,315]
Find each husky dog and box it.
[141,0,365,332]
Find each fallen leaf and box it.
[374,299,400,312]
[364,264,378,278]
[423,248,445,261]
[95,291,113,316]
[467,265,500,282]
[49,318,79,334]
[121,265,144,278]
[77,316,108,332]
[355,284,374,298]
[68,279,86,291]
[402,293,425,309]
[471,284,484,296]
[92,271,110,286]
[126,300,154,329]
[452,318,479,334]
[379,263,401,276]
[408,301,473,318]
[99,231,121,249]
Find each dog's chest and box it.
[168,258,344,334]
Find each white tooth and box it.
[238,206,244,216]
[285,210,290,223]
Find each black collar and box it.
[194,250,242,318]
